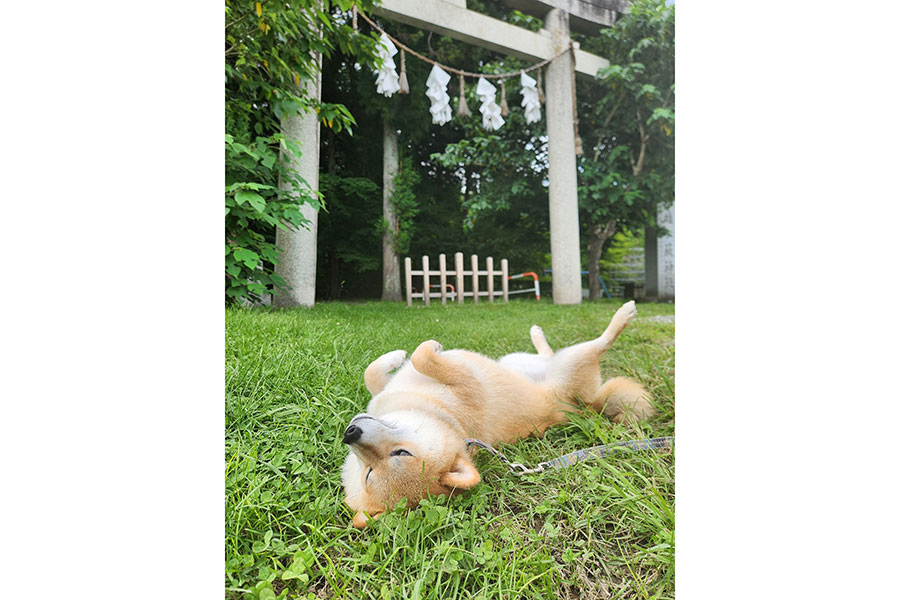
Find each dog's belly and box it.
[498,352,549,382]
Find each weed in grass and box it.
[226,300,674,599]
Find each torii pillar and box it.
[273,60,321,308]
[544,8,581,304]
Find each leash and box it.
[464,436,674,475]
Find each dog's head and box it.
[340,411,480,528]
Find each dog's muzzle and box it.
[342,424,363,445]
[343,414,391,445]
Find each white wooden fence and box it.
[404,253,509,306]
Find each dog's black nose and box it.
[343,424,362,445]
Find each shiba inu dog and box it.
[341,301,653,528]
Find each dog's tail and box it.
[592,377,654,423]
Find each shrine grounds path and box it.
[226,299,675,600]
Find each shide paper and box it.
[520,71,541,124]
[374,33,401,97]
[475,77,504,131]
[425,65,452,126]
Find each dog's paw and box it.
[411,340,443,373]
[412,339,442,362]
[383,349,407,371]
[615,300,638,325]
[530,325,544,336]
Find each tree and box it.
[224,0,381,304]
[577,0,675,299]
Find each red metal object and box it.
[412,283,457,299]
[507,272,541,302]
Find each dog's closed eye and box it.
[390,449,413,457]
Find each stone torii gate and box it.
[274,0,627,307]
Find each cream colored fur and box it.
[341,301,653,527]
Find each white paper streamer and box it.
[374,33,401,97]
[425,65,452,126]
[520,71,542,124]
[475,77,504,131]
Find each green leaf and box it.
[225,182,276,192]
[235,190,266,212]
[281,548,313,581]
[259,589,276,600]
[281,568,309,583]
[233,248,260,269]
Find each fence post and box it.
[501,259,509,302]
[486,257,494,302]
[471,254,479,304]
[439,253,448,304]
[405,257,413,307]
[455,252,464,304]
[422,255,430,307]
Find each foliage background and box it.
[225,0,382,303]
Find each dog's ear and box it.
[438,454,481,490]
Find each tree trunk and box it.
[381,120,402,301]
[587,220,616,300]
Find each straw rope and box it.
[355,7,567,80]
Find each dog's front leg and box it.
[410,341,484,409]
[363,349,407,395]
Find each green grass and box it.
[226,299,675,600]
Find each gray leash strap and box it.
[464,436,674,475]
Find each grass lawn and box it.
[226,299,675,600]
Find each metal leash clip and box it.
[507,462,545,475]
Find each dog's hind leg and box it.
[589,300,637,355]
[363,350,407,395]
[543,301,653,421]
[530,325,554,358]
[547,301,637,375]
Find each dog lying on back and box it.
[341,301,653,528]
